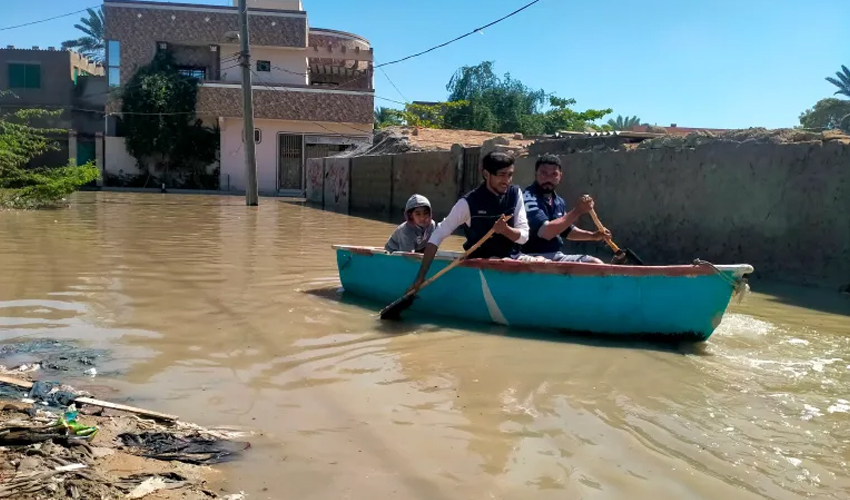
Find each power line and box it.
[0,6,99,32]
[379,67,408,104]
[375,95,407,106]
[375,0,544,69]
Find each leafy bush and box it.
[0,94,100,209]
[1,163,100,209]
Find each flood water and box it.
[1,192,849,500]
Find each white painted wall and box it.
[104,137,141,176]
[219,117,371,194]
[219,45,307,86]
[105,135,220,185]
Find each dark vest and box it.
[462,183,521,259]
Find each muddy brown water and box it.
[1,192,848,500]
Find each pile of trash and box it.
[0,399,249,499]
[0,340,251,499]
[335,129,419,157]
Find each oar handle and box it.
[409,214,511,297]
[588,209,621,253]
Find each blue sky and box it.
[2,0,848,129]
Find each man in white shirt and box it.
[406,151,530,291]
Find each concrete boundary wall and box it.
[350,155,393,213]
[305,158,324,204]
[324,157,350,212]
[308,149,468,219]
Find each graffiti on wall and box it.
[324,158,350,211]
[305,159,324,204]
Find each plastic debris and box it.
[123,473,187,499]
[27,380,79,408]
[118,431,250,465]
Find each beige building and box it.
[0,46,105,169]
[103,0,374,194]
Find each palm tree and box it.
[61,8,105,63]
[606,114,642,130]
[826,65,850,99]
[374,107,403,129]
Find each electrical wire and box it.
[379,67,408,104]
[0,6,100,32]
[375,0,544,68]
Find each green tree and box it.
[120,51,219,189]
[444,61,546,133]
[606,114,643,130]
[825,65,850,98]
[441,61,611,135]
[374,107,403,128]
[0,93,99,208]
[400,101,468,129]
[799,98,850,131]
[61,7,105,63]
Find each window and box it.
[256,60,271,72]
[107,40,120,87]
[178,67,207,80]
[8,63,41,89]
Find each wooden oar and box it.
[588,209,645,266]
[380,215,511,320]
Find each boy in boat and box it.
[384,194,437,254]
[522,154,610,264]
[405,151,530,291]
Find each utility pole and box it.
[237,0,259,206]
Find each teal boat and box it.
[333,245,753,341]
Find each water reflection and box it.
[0,192,847,499]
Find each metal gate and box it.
[77,139,98,187]
[77,139,96,167]
[278,134,304,191]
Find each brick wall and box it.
[104,2,307,87]
[195,85,373,124]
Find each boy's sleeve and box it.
[384,228,401,252]
[523,189,549,238]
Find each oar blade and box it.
[380,294,417,320]
[611,249,645,266]
[624,248,645,266]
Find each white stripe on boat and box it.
[480,270,509,326]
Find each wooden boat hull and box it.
[333,246,753,341]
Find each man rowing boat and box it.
[521,154,610,264]
[406,151,529,291]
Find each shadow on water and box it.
[753,279,850,318]
[303,286,711,357]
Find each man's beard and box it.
[539,182,556,194]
